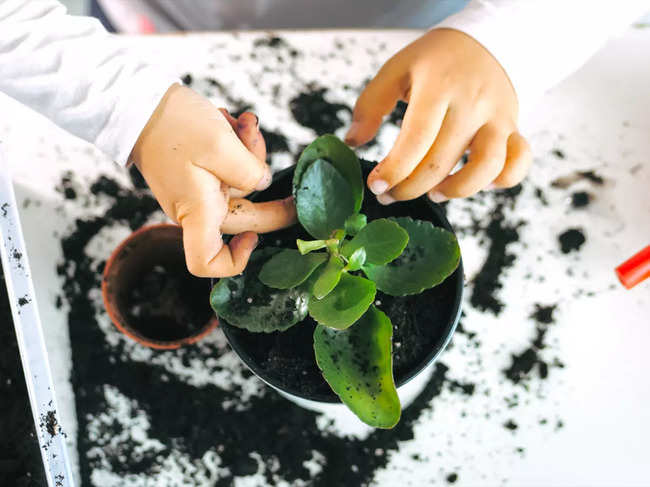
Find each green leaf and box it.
[347,247,366,271]
[259,249,327,289]
[344,213,367,236]
[295,159,356,239]
[210,249,308,333]
[293,134,363,212]
[342,218,409,265]
[363,217,460,296]
[297,239,327,255]
[308,273,376,329]
[314,305,401,428]
[312,257,345,299]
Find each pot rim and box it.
[220,164,464,403]
[102,223,219,350]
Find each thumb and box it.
[176,180,259,278]
[345,61,404,147]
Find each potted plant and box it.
[102,224,219,349]
[211,135,463,428]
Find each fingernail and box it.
[255,167,272,190]
[344,121,360,145]
[252,233,260,248]
[485,183,496,190]
[428,191,448,203]
[377,193,396,205]
[237,113,259,130]
[369,179,389,195]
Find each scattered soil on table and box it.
[558,228,586,254]
[551,149,565,159]
[551,170,605,189]
[289,87,351,135]
[470,186,525,315]
[570,191,591,209]
[446,472,459,483]
[534,187,549,206]
[259,127,290,156]
[56,171,77,200]
[122,262,212,341]
[504,304,564,385]
[0,264,46,487]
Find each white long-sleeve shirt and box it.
[435,1,650,113]
[0,0,176,165]
[0,0,649,166]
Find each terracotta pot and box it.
[102,223,218,349]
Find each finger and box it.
[193,113,271,193]
[384,107,475,203]
[367,87,449,195]
[228,112,269,198]
[176,182,258,278]
[429,123,508,201]
[222,196,297,235]
[345,60,405,147]
[218,108,238,130]
[182,205,259,278]
[236,112,267,162]
[492,132,532,188]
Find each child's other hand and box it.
[345,28,532,204]
[130,84,295,277]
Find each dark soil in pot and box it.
[0,264,46,486]
[103,224,217,347]
[221,161,463,402]
[123,261,211,341]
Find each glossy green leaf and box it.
[295,159,356,239]
[293,134,363,212]
[347,247,366,271]
[314,305,401,428]
[312,257,345,300]
[363,217,460,296]
[308,273,376,329]
[210,249,308,333]
[259,249,327,289]
[344,213,367,236]
[296,239,327,255]
[342,218,409,265]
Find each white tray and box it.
[0,146,75,487]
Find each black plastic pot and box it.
[220,161,464,405]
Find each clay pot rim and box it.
[102,223,219,350]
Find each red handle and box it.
[616,245,650,289]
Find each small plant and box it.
[210,135,460,428]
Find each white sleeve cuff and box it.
[94,72,178,166]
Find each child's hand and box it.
[130,83,296,277]
[345,28,532,204]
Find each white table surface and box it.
[0,29,648,487]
